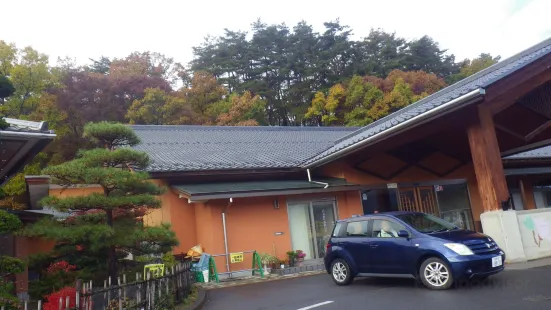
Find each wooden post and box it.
[123,274,127,303]
[467,105,509,212]
[76,280,81,310]
[519,177,538,210]
[104,279,108,309]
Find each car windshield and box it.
[395,213,458,233]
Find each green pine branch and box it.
[83,121,141,150]
[41,193,161,211]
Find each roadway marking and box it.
[297,301,334,310]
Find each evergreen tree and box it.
[0,210,25,308]
[22,122,178,281]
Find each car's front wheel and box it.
[420,257,454,290]
[331,259,353,286]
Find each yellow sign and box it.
[230,252,244,263]
[144,264,165,278]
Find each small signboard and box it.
[230,252,244,263]
[144,263,165,278]
[434,185,444,192]
[387,183,398,189]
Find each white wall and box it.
[517,209,551,260]
[481,208,551,263]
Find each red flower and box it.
[76,245,84,251]
[43,287,76,310]
[47,261,77,274]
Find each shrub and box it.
[43,287,76,310]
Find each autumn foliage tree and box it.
[305,70,446,126]
[126,87,193,125]
[185,71,227,122]
[22,122,178,281]
[212,91,266,126]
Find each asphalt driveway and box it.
[204,265,551,310]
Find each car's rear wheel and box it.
[420,257,453,290]
[331,259,353,286]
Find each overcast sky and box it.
[3,0,551,66]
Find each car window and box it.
[345,220,369,237]
[332,222,345,237]
[395,213,457,233]
[372,219,406,238]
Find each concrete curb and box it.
[182,286,208,310]
[200,270,326,290]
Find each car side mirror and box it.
[397,230,410,238]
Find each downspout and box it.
[222,198,232,276]
[307,169,329,188]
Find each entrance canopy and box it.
[0,118,56,185]
[172,178,362,201]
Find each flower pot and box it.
[296,257,304,267]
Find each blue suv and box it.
[324,211,505,290]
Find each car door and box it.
[365,218,416,274]
[337,219,372,273]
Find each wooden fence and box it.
[2,261,195,310]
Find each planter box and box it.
[273,263,325,276]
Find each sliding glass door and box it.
[287,199,337,259]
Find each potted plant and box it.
[295,250,306,266]
[286,250,297,267]
[269,256,280,270]
[259,253,273,274]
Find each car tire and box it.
[331,259,354,286]
[419,257,454,290]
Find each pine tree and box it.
[22,122,178,281]
[0,210,25,307]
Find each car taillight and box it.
[326,242,331,252]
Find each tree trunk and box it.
[106,209,118,282]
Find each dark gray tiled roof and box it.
[131,37,551,173]
[303,37,551,166]
[504,146,551,160]
[130,125,358,172]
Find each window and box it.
[345,221,369,237]
[332,222,345,237]
[372,219,406,238]
[395,213,457,233]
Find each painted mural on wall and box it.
[521,214,551,247]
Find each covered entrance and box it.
[287,198,337,260]
[361,181,475,231]
[398,186,439,215]
[399,182,475,230]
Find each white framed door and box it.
[287,199,337,259]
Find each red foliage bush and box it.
[46,261,77,274]
[42,287,76,310]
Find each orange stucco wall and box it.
[171,192,363,273]
[42,157,487,272]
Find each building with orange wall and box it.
[1,118,57,300]
[25,37,551,276]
